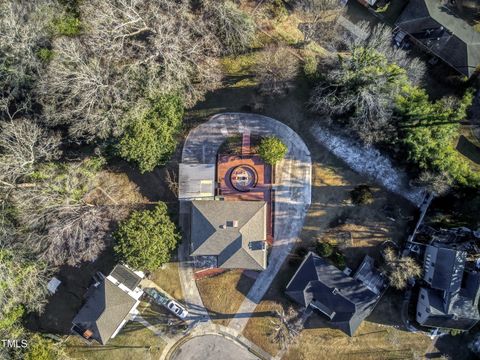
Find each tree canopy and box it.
[117,94,184,173]
[114,203,181,272]
[258,136,288,165]
[396,86,479,187]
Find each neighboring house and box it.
[416,244,480,330]
[178,163,216,201]
[396,0,480,77]
[71,265,144,345]
[285,252,387,336]
[190,200,268,270]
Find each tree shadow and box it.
[25,247,117,335]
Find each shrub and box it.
[269,0,289,20]
[52,14,81,36]
[350,185,374,205]
[258,136,288,165]
[331,251,346,269]
[37,48,54,62]
[316,241,333,257]
[303,55,319,82]
[114,203,181,272]
[24,335,64,360]
[117,93,184,173]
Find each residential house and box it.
[190,200,268,270]
[71,265,144,345]
[396,0,480,77]
[416,244,480,330]
[285,252,387,336]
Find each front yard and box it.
[196,270,255,327]
[65,321,166,360]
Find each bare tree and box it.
[416,171,451,196]
[255,45,299,95]
[382,247,422,290]
[0,119,61,187]
[9,158,125,266]
[38,0,223,140]
[295,0,346,51]
[269,307,300,349]
[0,1,59,116]
[202,0,256,54]
[309,48,399,144]
[37,38,136,140]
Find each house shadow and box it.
[456,135,480,165]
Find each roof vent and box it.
[332,288,339,295]
[226,220,238,228]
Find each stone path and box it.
[179,113,312,334]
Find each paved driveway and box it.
[180,113,311,332]
[170,334,259,360]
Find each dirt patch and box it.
[196,270,255,327]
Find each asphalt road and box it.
[170,334,259,360]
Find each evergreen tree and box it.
[114,203,180,272]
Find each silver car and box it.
[167,300,189,319]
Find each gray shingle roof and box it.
[190,200,267,270]
[417,244,480,330]
[72,279,137,344]
[423,244,466,292]
[396,0,480,77]
[285,252,384,336]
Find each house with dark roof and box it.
[71,265,144,345]
[285,252,387,336]
[396,0,480,77]
[416,244,480,330]
[190,200,267,270]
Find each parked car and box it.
[167,300,189,319]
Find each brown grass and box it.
[65,322,165,360]
[196,270,255,326]
[284,319,431,360]
[149,262,183,301]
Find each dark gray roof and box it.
[178,164,215,200]
[285,252,384,336]
[396,0,480,77]
[72,279,137,344]
[109,265,141,291]
[417,243,480,330]
[190,200,267,270]
[423,244,466,292]
[418,280,480,330]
